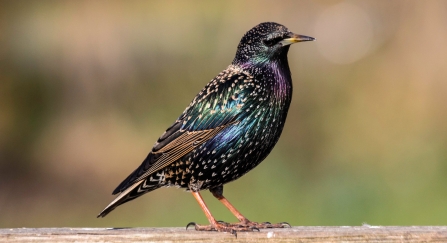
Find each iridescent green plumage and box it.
[98,22,314,234]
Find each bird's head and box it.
[233,22,315,67]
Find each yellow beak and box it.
[280,34,316,46]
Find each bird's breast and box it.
[165,63,294,190]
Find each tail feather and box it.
[97,179,161,218]
[112,153,160,195]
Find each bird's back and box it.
[97,22,313,219]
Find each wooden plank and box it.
[1,226,447,242]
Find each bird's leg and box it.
[210,186,248,224]
[210,186,291,229]
[187,191,256,235]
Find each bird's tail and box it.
[97,179,160,218]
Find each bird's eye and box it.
[262,36,283,47]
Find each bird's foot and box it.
[186,221,259,236]
[251,221,291,228]
[219,219,291,229]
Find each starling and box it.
[98,22,315,234]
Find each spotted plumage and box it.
[98,22,314,234]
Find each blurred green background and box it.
[1,0,447,228]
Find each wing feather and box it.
[112,67,255,195]
[137,121,237,181]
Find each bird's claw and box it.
[186,222,197,230]
[279,222,292,228]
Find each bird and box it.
[98,22,315,234]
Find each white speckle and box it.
[267,232,274,238]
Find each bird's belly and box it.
[164,112,287,191]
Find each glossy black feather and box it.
[98,22,314,218]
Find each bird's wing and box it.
[112,67,257,194]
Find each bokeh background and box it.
[1,0,447,228]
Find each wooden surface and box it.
[1,226,447,242]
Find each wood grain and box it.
[1,226,447,242]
